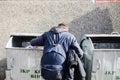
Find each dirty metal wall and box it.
[0,0,119,80]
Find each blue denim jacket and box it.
[31,27,83,67]
[31,26,83,59]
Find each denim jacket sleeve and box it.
[71,35,83,58]
[30,33,45,46]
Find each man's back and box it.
[43,31,76,55]
[30,23,84,80]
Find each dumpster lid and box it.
[84,34,120,38]
[81,33,120,49]
[10,33,43,37]
[83,33,120,43]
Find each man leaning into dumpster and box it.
[30,23,86,80]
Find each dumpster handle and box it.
[97,59,101,70]
[10,58,15,68]
[111,32,119,35]
[91,73,96,80]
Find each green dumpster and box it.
[5,33,43,80]
[80,33,120,80]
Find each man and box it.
[31,23,85,80]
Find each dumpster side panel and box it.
[80,37,94,80]
[92,50,120,80]
[6,48,43,80]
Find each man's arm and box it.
[31,34,44,46]
[71,36,83,58]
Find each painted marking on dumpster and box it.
[31,70,41,79]
[31,74,41,78]
[105,71,115,75]
[20,69,30,73]
[20,69,41,78]
[104,71,120,80]
[116,76,120,80]
[34,70,40,74]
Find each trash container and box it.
[5,33,43,80]
[80,33,120,80]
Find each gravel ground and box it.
[69,8,113,42]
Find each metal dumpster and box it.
[80,33,120,80]
[5,33,43,80]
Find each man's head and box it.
[58,23,69,30]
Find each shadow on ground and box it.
[0,58,7,80]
